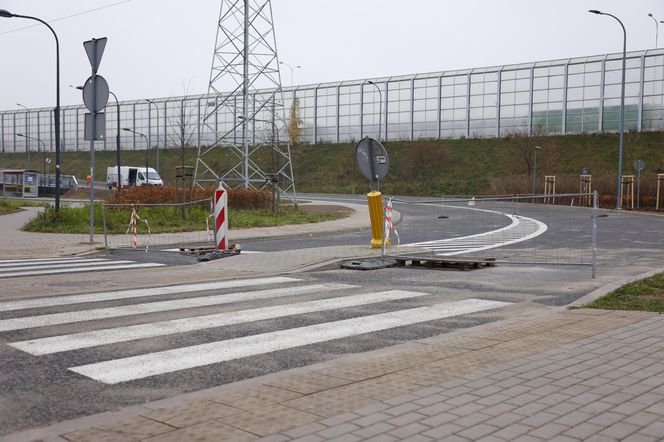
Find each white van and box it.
[106,166,163,189]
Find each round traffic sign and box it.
[82,75,109,113]
[355,137,389,182]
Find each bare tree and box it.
[168,97,197,170]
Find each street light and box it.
[1,9,62,211]
[589,9,626,209]
[145,99,160,174]
[16,103,31,168]
[648,13,659,48]
[279,61,301,88]
[123,128,149,181]
[532,146,541,202]
[365,80,383,141]
[17,133,45,174]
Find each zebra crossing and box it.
[0,256,165,278]
[0,276,511,385]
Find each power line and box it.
[0,0,134,36]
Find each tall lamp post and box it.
[123,128,149,181]
[532,146,541,203]
[279,61,301,88]
[145,99,160,174]
[1,9,62,211]
[16,103,31,168]
[648,13,660,48]
[365,80,383,141]
[589,9,626,209]
[17,133,44,174]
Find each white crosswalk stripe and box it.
[0,257,165,279]
[0,277,512,385]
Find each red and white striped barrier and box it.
[213,183,228,250]
[126,206,151,252]
[383,197,399,254]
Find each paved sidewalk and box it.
[5,307,663,442]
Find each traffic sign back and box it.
[83,37,107,74]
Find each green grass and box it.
[0,198,47,215]
[3,130,664,200]
[21,204,345,234]
[586,273,664,312]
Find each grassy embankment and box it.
[2,131,663,204]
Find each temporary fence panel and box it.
[390,193,598,274]
[102,199,213,252]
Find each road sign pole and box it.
[89,73,96,243]
[82,37,109,244]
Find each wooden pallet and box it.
[387,254,496,271]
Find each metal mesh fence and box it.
[101,199,214,252]
[389,193,597,274]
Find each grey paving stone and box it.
[492,423,533,440]
[598,422,640,439]
[563,422,604,439]
[421,423,464,439]
[352,413,391,428]
[457,423,500,440]
[418,412,458,428]
[319,412,360,427]
[528,422,570,439]
[398,435,434,442]
[620,434,660,442]
[284,423,328,438]
[639,420,664,437]
[351,422,395,439]
[291,435,324,442]
[588,412,628,427]
[315,423,362,439]
[387,422,430,439]
[325,435,363,442]
[353,403,390,416]
[385,412,426,427]
[382,402,421,417]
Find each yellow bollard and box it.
[367,191,390,249]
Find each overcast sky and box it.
[0,0,662,111]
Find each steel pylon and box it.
[194,0,296,204]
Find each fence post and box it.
[592,191,598,279]
[102,204,109,256]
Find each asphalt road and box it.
[0,194,662,435]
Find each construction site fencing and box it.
[388,192,598,277]
[101,199,214,252]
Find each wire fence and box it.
[101,199,214,252]
[387,192,598,277]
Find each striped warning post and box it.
[214,183,228,250]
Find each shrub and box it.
[107,186,273,210]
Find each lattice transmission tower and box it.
[194,0,296,203]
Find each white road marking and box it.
[0,260,132,272]
[0,283,355,332]
[69,298,511,384]
[10,290,428,355]
[0,257,105,266]
[0,262,166,279]
[0,276,299,312]
[404,207,548,256]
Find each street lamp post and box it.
[1,9,62,211]
[16,103,31,168]
[648,13,660,48]
[146,99,160,174]
[17,133,45,174]
[279,61,301,88]
[532,146,541,202]
[123,128,149,182]
[365,80,383,141]
[589,9,626,209]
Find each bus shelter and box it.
[1,169,40,198]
